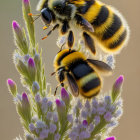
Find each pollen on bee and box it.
[42,36,48,40]
[43,26,48,30]
[28,13,33,16]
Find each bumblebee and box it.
[36,0,129,55]
[53,49,112,98]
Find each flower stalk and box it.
[8,0,125,140]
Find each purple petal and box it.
[12,21,20,30]
[22,92,29,103]
[82,120,88,127]
[115,75,124,89]
[55,99,61,107]
[7,79,15,86]
[28,58,35,67]
[23,0,29,4]
[106,136,115,140]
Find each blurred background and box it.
[0,0,139,139]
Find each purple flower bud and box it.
[12,21,22,37]
[23,0,29,4]
[55,99,61,107]
[69,131,78,140]
[29,123,35,132]
[36,120,46,129]
[54,133,60,140]
[39,129,49,139]
[77,99,82,109]
[47,100,52,108]
[28,58,36,81]
[32,81,40,94]
[94,115,100,125]
[114,75,124,89]
[46,112,52,120]
[105,136,115,140]
[35,93,41,103]
[49,123,57,133]
[112,75,124,102]
[97,106,106,115]
[24,54,30,62]
[79,131,90,139]
[85,100,90,110]
[12,21,20,31]
[92,98,98,107]
[104,112,112,122]
[28,58,35,68]
[88,123,94,132]
[67,114,73,123]
[7,79,17,96]
[18,92,31,122]
[53,113,58,122]
[114,109,123,118]
[61,87,69,104]
[91,107,97,114]
[23,0,30,9]
[82,120,88,128]
[34,53,40,66]
[22,92,29,105]
[81,110,88,119]
[56,99,66,118]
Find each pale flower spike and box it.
[8,0,125,139]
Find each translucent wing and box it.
[66,73,79,97]
[87,59,112,73]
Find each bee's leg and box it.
[74,14,94,33]
[61,21,69,35]
[83,32,96,55]
[42,24,59,40]
[54,68,65,95]
[54,82,64,96]
[67,30,74,52]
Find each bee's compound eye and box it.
[41,8,52,25]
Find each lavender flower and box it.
[112,75,124,102]
[32,81,40,94]
[7,79,17,96]
[28,58,36,81]
[8,1,125,139]
[106,136,115,140]
[12,21,28,54]
[61,87,70,105]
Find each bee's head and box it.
[41,8,52,25]
[49,0,76,18]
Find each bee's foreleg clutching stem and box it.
[42,24,59,40]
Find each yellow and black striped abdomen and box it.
[80,0,129,53]
[54,49,86,69]
[71,62,101,98]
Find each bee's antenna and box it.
[51,71,56,76]
[28,13,41,23]
[42,24,59,40]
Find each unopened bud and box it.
[105,136,115,140]
[7,79,17,96]
[32,81,40,94]
[61,87,69,106]
[28,58,36,81]
[112,75,124,102]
